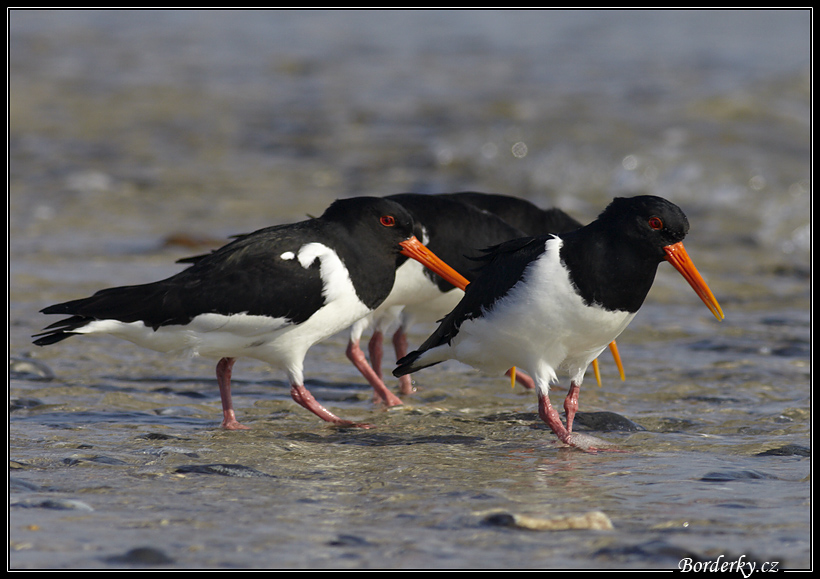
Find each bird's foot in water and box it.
[291,383,375,429]
[552,431,624,454]
[538,391,623,453]
[220,410,251,430]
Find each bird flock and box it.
[33,192,723,451]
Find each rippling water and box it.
[9,9,810,570]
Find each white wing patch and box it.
[296,242,357,304]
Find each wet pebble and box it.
[328,534,373,547]
[594,540,770,569]
[756,444,810,457]
[141,446,200,458]
[9,357,54,381]
[682,394,746,405]
[175,464,275,478]
[770,340,810,357]
[104,546,174,566]
[9,398,46,412]
[12,498,94,511]
[593,539,706,564]
[573,411,646,432]
[63,455,129,466]
[137,432,190,441]
[698,469,778,482]
[484,510,613,531]
[9,477,50,492]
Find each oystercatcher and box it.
[33,197,468,430]
[440,192,625,387]
[393,195,724,451]
[348,192,623,403]
[345,193,526,404]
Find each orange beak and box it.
[399,237,470,291]
[663,242,724,321]
[591,341,626,387]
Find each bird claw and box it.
[555,431,625,453]
[220,407,251,430]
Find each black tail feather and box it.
[32,331,77,346]
[32,315,94,346]
[393,350,442,377]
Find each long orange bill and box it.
[590,340,624,387]
[592,359,601,386]
[399,237,470,292]
[663,242,725,321]
[609,341,625,381]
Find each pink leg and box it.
[345,339,403,406]
[367,330,384,379]
[290,383,374,429]
[538,389,620,453]
[216,357,250,430]
[392,327,415,394]
[563,381,581,432]
[505,368,536,390]
[537,391,572,445]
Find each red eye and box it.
[380,215,396,227]
[648,217,663,230]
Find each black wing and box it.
[411,235,549,353]
[440,192,582,235]
[34,223,327,344]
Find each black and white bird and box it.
[439,192,625,387]
[33,197,467,430]
[345,193,528,404]
[393,195,724,451]
[347,192,624,404]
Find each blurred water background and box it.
[9,9,810,570]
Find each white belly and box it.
[450,238,635,384]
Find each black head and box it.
[320,196,469,295]
[595,195,690,260]
[562,195,722,319]
[560,196,687,312]
[320,196,419,253]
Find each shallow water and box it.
[9,10,810,570]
